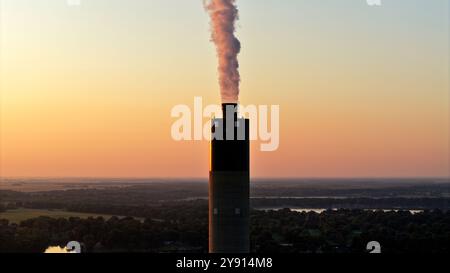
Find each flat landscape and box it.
[0,208,141,224]
[0,178,449,253]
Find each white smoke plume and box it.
[204,0,241,103]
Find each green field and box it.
[0,208,137,224]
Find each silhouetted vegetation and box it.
[0,207,449,253]
[1,179,449,253]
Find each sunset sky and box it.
[0,0,448,178]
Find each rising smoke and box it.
[204,0,241,103]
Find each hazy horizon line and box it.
[1,176,449,180]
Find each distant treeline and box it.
[1,198,449,222]
[0,207,449,253]
[1,179,449,204]
[251,197,450,210]
[1,187,449,212]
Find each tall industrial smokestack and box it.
[209,104,250,253]
[205,0,249,253]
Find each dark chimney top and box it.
[222,103,238,121]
